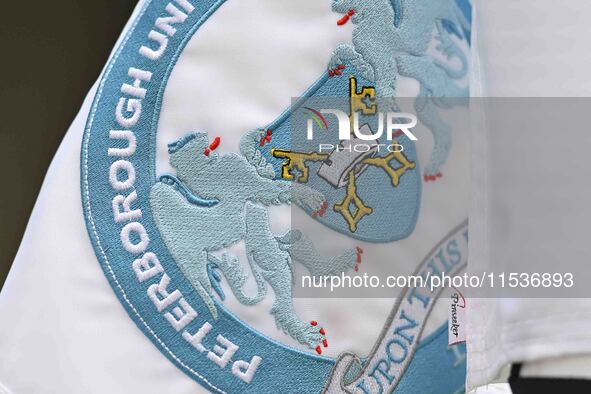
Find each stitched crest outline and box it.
[81,0,470,392]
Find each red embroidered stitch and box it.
[310,321,328,354]
[328,64,345,78]
[355,246,363,272]
[204,136,221,156]
[337,9,356,26]
[259,130,272,146]
[424,172,443,182]
[312,201,329,218]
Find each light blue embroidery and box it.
[329,0,470,179]
[80,0,471,391]
[159,174,218,207]
[150,131,359,349]
[390,0,402,28]
[257,77,422,243]
[284,229,359,277]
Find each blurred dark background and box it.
[0,1,137,290]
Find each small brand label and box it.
[448,287,466,345]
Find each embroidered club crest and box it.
[81,0,471,392]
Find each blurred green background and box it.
[0,1,137,290]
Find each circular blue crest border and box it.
[80,0,462,392]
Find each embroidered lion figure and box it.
[150,130,361,350]
[329,0,470,180]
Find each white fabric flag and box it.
[0,0,473,392]
[468,0,591,389]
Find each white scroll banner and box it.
[323,220,468,394]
